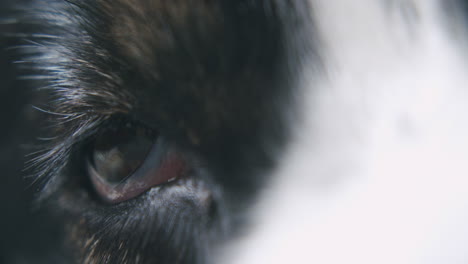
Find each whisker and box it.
[17,75,57,80]
[31,105,71,116]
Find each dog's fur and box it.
[2,0,468,263]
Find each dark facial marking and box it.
[9,0,316,263]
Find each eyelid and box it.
[88,138,189,204]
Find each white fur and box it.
[223,0,468,263]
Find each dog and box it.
[2,0,468,263]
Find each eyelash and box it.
[26,114,120,198]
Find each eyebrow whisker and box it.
[31,105,73,117]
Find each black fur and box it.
[1,0,314,263]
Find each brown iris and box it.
[91,125,154,184]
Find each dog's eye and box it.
[87,122,188,204]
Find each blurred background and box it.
[0,0,63,262]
